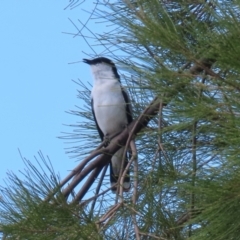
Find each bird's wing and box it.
[120,87,133,190]
[91,98,104,141]
[121,87,133,124]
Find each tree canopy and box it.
[1,0,240,239]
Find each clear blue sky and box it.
[0,1,104,185]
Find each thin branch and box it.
[189,120,197,237]
[90,164,108,215]
[62,151,111,199]
[176,209,202,226]
[119,96,161,198]
[60,146,104,188]
[139,232,167,240]
[131,140,138,205]
[144,45,167,69]
[130,140,140,240]
[60,96,161,202]
[96,202,123,229]
[80,185,114,207]
[73,165,104,202]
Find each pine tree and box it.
[1,1,240,239]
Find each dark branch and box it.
[60,97,162,202]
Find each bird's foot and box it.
[103,129,125,147]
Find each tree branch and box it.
[61,97,162,202]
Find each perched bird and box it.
[83,57,133,192]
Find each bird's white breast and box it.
[91,80,128,138]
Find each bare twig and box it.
[176,209,202,226]
[118,145,135,201]
[60,146,104,188]
[73,165,104,202]
[189,76,205,236]
[90,164,108,215]
[115,140,137,202]
[139,232,167,240]
[130,140,140,240]
[63,151,111,199]
[96,202,123,229]
[131,140,138,205]
[80,185,114,207]
[144,45,167,69]
[116,96,161,200]
[44,146,104,202]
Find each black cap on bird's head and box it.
[83,57,120,80]
[83,57,114,66]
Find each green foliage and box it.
[84,0,240,239]
[0,153,101,239]
[2,0,240,239]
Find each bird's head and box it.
[83,57,120,81]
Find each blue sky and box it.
[0,1,104,186]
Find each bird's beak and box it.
[83,59,90,64]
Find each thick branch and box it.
[62,97,162,201]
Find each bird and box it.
[83,57,133,192]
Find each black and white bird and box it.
[83,57,133,192]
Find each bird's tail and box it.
[110,147,131,192]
